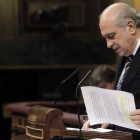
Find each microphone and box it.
[54,68,79,108]
[76,70,91,140]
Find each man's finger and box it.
[101,123,110,129]
[130,109,140,116]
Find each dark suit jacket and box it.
[113,46,140,140]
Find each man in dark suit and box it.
[83,2,140,140]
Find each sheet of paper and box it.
[66,127,112,132]
[88,138,117,140]
[89,139,116,140]
[85,128,112,132]
[81,86,140,131]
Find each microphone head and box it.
[78,70,91,86]
[60,68,79,85]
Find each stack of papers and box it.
[81,86,140,131]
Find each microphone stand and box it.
[76,70,91,140]
[54,68,79,108]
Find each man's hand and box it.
[82,120,90,130]
[129,109,140,128]
[101,123,110,129]
[82,120,110,130]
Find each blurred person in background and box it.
[89,65,115,89]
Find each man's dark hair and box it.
[89,65,116,86]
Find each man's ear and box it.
[127,20,136,35]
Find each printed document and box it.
[81,86,140,131]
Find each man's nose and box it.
[107,40,113,48]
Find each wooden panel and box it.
[0,40,116,67]
[24,0,85,27]
[0,0,18,39]
[19,0,97,40]
[0,0,114,40]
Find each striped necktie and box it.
[116,55,133,91]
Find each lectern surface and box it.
[11,134,83,140]
[12,135,75,140]
[12,134,132,140]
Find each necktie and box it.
[116,55,133,91]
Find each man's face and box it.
[98,80,114,90]
[99,18,135,57]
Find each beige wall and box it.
[114,0,140,12]
[132,0,140,12]
[114,0,132,5]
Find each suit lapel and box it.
[121,46,140,92]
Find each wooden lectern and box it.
[12,105,133,140]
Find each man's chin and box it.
[118,51,126,57]
[118,53,124,56]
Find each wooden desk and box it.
[12,134,132,140]
[12,106,133,140]
[11,134,29,140]
[12,134,81,140]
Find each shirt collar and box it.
[132,38,140,55]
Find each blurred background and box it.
[0,0,139,139]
